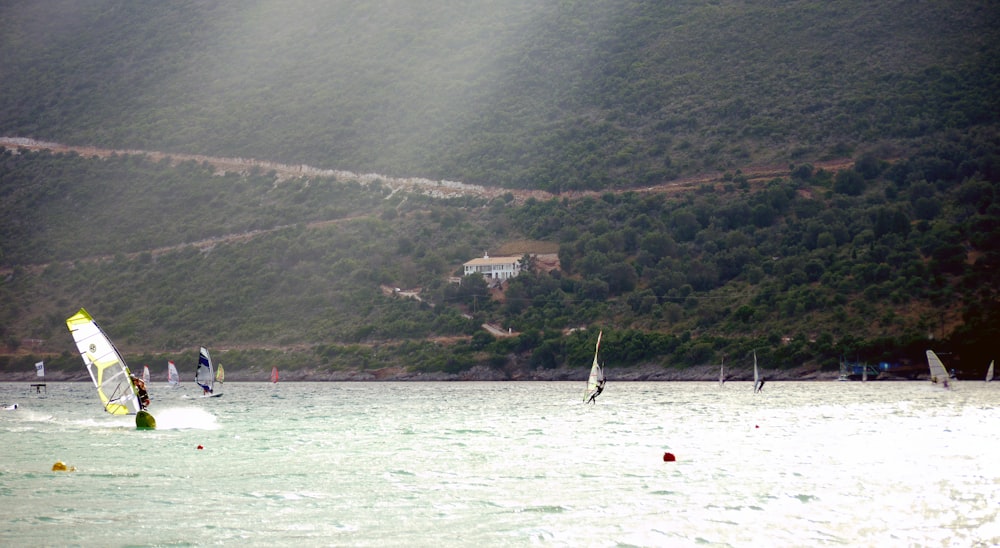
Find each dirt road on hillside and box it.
[0,136,852,204]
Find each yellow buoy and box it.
[51,461,75,472]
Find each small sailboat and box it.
[986,360,994,382]
[142,365,150,384]
[65,308,156,428]
[719,358,725,386]
[167,360,180,387]
[583,331,606,404]
[926,350,951,389]
[216,362,225,389]
[271,366,279,384]
[195,347,223,398]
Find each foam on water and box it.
[151,406,220,430]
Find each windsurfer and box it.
[198,382,212,395]
[587,377,606,404]
[131,375,151,408]
[755,377,765,393]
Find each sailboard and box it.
[65,308,156,429]
[987,360,994,383]
[926,350,951,388]
[167,360,180,387]
[271,366,279,384]
[583,330,606,403]
[195,347,223,398]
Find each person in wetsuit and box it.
[131,375,151,408]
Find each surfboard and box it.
[136,410,157,429]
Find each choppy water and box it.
[1,381,998,547]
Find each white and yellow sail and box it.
[66,308,142,416]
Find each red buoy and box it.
[662,452,676,462]
[197,445,204,450]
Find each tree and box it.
[833,170,866,196]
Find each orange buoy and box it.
[662,452,676,462]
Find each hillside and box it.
[1,1,998,380]
[1,1,998,190]
[2,133,997,381]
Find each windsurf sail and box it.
[583,331,605,403]
[195,347,215,393]
[142,365,150,384]
[926,350,950,387]
[271,366,279,383]
[167,361,179,386]
[216,362,225,387]
[66,308,143,415]
[719,358,725,386]
[35,361,44,378]
[753,350,759,391]
[987,360,994,382]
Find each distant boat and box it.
[719,358,725,386]
[195,347,223,398]
[986,360,994,382]
[271,366,279,384]
[926,350,951,389]
[65,308,156,429]
[142,365,150,384]
[167,360,180,387]
[583,331,606,404]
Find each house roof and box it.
[463,256,521,266]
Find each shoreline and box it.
[0,363,885,383]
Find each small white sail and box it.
[583,331,605,403]
[719,358,725,386]
[752,350,759,392]
[35,361,44,378]
[167,361,179,386]
[926,350,951,388]
[142,365,150,384]
[986,360,994,383]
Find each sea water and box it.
[0,381,997,547]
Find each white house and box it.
[463,253,522,280]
